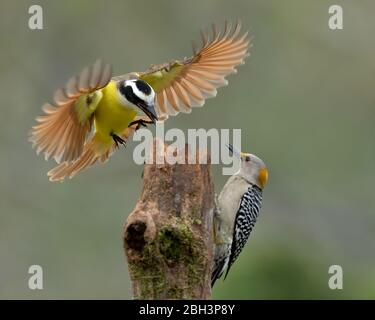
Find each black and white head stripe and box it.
[118,79,155,107]
[135,79,152,95]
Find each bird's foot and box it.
[111,133,127,149]
[128,119,154,131]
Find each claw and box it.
[128,119,154,131]
[111,133,127,149]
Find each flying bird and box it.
[30,21,250,181]
[212,144,268,287]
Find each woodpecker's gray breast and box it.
[228,184,263,271]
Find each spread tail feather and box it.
[47,122,140,182]
[47,134,112,182]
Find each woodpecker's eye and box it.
[245,156,251,162]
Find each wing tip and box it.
[191,19,250,57]
[151,20,250,118]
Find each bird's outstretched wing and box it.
[114,20,250,119]
[30,60,112,163]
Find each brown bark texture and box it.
[123,139,215,299]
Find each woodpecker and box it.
[212,144,268,287]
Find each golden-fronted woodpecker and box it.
[212,144,268,286]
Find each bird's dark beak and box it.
[226,143,241,159]
[137,102,158,124]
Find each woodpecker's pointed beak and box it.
[226,143,242,159]
[137,101,158,123]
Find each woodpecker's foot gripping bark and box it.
[128,119,154,131]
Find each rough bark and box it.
[123,139,215,299]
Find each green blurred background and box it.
[0,0,374,299]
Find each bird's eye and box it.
[135,80,152,96]
[245,156,251,162]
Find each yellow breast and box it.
[94,81,137,139]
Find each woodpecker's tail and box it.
[211,259,226,287]
[211,244,231,287]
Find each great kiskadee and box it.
[30,21,250,181]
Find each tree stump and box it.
[123,139,215,299]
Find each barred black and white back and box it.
[225,184,262,277]
[212,184,262,286]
